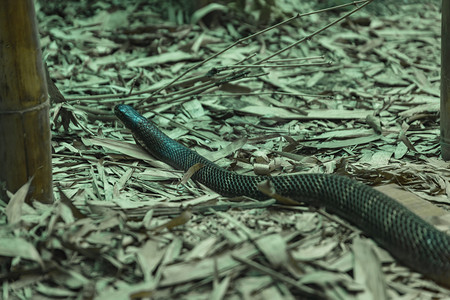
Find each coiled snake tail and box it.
[115,104,450,287]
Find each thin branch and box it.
[140,0,373,105]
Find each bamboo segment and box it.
[0,0,53,203]
[441,0,450,160]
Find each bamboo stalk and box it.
[0,0,53,203]
[441,0,450,160]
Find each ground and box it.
[1,0,449,299]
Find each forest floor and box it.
[1,0,449,299]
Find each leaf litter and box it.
[0,0,449,299]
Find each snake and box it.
[114,104,450,287]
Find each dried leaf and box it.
[0,237,44,268]
[151,209,192,232]
[180,163,205,185]
[257,180,299,206]
[5,176,33,224]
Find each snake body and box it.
[115,104,450,287]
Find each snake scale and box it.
[115,104,450,287]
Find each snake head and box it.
[114,104,147,130]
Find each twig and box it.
[254,0,374,65]
[139,0,373,105]
[225,62,332,69]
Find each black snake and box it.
[115,104,450,287]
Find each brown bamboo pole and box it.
[0,0,53,203]
[441,0,450,160]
